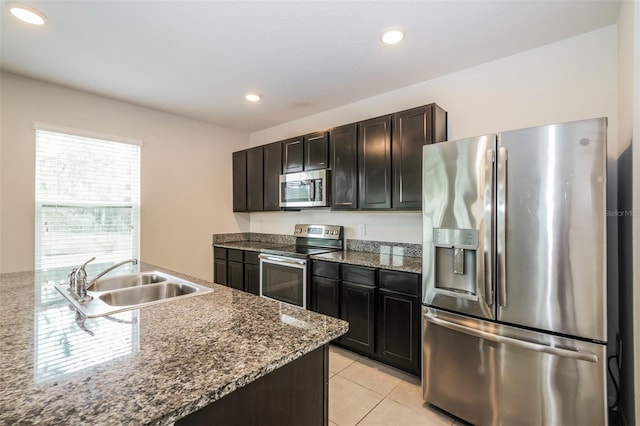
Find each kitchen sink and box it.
[99,282,199,306]
[54,271,212,318]
[89,272,168,292]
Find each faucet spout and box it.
[86,258,139,289]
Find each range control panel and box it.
[294,224,343,239]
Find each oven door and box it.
[259,254,307,308]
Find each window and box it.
[35,126,140,270]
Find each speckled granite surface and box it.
[212,232,295,245]
[311,251,422,274]
[213,241,287,252]
[346,239,422,258]
[0,263,348,425]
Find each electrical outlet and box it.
[358,224,366,235]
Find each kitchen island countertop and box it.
[0,263,348,425]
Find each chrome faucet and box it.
[70,257,138,302]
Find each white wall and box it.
[0,72,250,280]
[249,26,618,243]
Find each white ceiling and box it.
[0,0,621,132]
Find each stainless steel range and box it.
[259,224,343,308]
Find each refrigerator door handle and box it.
[497,146,508,307]
[424,312,599,363]
[484,149,494,305]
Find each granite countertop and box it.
[0,263,348,425]
[311,251,422,274]
[213,241,287,252]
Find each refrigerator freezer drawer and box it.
[422,308,607,426]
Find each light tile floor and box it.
[329,345,463,426]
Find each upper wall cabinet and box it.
[282,132,330,174]
[231,102,446,212]
[331,123,358,210]
[246,146,264,211]
[232,150,247,212]
[392,104,448,209]
[263,141,282,211]
[304,131,330,171]
[358,115,392,210]
[282,136,304,173]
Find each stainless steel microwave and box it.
[279,169,329,208]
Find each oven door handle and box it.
[259,254,307,266]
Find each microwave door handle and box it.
[308,180,315,201]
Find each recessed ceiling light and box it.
[8,3,47,25]
[381,29,404,45]
[245,93,261,102]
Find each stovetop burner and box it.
[260,224,344,259]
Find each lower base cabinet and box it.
[377,289,421,375]
[311,276,340,318]
[244,251,261,296]
[228,260,244,291]
[339,281,376,355]
[176,345,328,426]
[310,260,422,375]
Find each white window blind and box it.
[35,129,140,270]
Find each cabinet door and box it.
[330,123,358,210]
[340,281,376,355]
[358,115,392,209]
[228,261,244,291]
[377,289,421,375]
[311,276,340,318]
[304,131,329,171]
[232,150,247,212]
[282,137,304,173]
[247,146,264,211]
[244,263,261,295]
[263,141,282,211]
[392,105,432,210]
[214,258,228,285]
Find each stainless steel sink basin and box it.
[99,282,199,306]
[89,272,168,292]
[54,271,212,317]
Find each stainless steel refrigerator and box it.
[421,118,608,426]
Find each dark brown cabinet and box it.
[214,247,228,285]
[392,104,447,209]
[244,251,261,295]
[330,123,358,210]
[304,131,330,171]
[214,247,262,295]
[282,137,304,173]
[227,249,245,291]
[377,270,421,375]
[232,151,247,212]
[263,141,282,211]
[340,281,376,355]
[339,265,377,355]
[310,260,341,318]
[358,115,392,210]
[247,146,264,211]
[231,103,445,212]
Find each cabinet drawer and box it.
[342,265,376,286]
[245,251,260,265]
[228,249,244,262]
[312,260,339,280]
[379,270,420,296]
[214,246,227,260]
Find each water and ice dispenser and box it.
[432,228,479,296]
